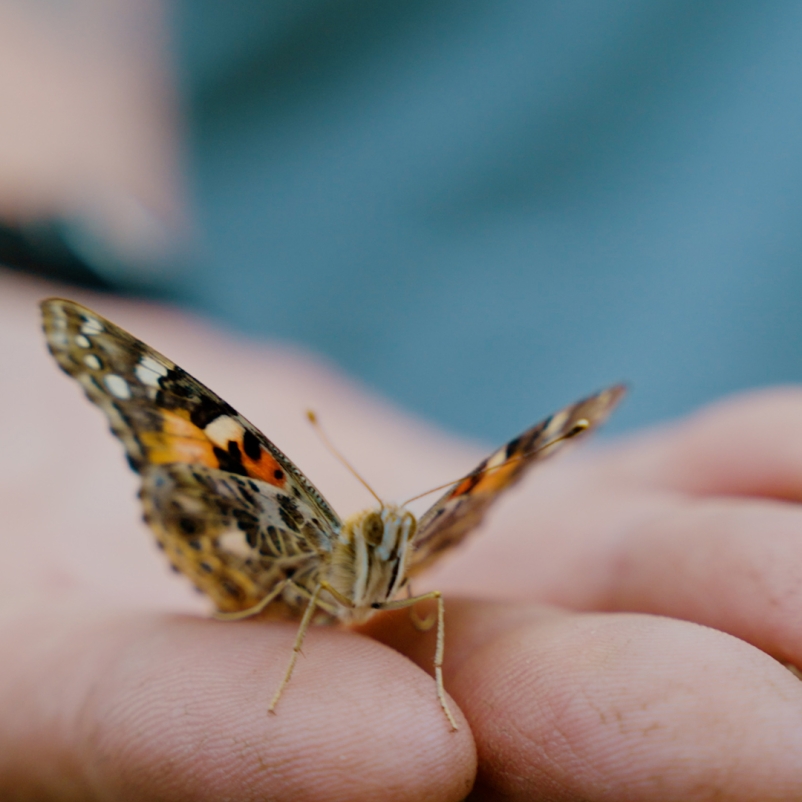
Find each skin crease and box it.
[4,271,802,800]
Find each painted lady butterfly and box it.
[41,297,625,730]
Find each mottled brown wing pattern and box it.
[409,385,626,575]
[141,464,331,614]
[41,298,341,612]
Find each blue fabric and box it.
[171,1,802,441]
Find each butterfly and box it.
[41,297,625,730]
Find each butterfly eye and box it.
[362,512,384,546]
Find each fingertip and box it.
[444,604,802,801]
[105,616,477,801]
[1,608,476,801]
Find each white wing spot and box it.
[544,410,569,438]
[83,354,102,370]
[80,317,104,336]
[484,449,507,470]
[74,334,91,348]
[204,415,245,448]
[103,374,131,399]
[141,355,168,376]
[134,355,169,388]
[218,529,253,558]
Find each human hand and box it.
[0,273,478,801]
[365,387,802,800]
[4,271,802,800]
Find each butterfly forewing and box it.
[409,384,626,575]
[41,298,340,612]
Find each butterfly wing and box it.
[408,385,626,575]
[140,463,333,613]
[41,298,341,612]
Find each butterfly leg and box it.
[378,590,458,731]
[405,584,437,632]
[213,578,291,621]
[409,607,437,631]
[268,582,322,714]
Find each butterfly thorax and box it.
[324,504,416,623]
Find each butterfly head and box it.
[326,504,417,618]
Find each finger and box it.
[604,494,802,666]
[609,387,802,501]
[0,600,475,801]
[368,599,802,801]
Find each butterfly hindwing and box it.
[141,463,331,614]
[409,385,626,575]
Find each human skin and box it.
[3,270,802,800]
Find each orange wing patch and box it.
[201,413,287,488]
[140,409,219,467]
[449,458,517,498]
[241,445,286,487]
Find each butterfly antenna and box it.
[401,419,590,506]
[306,410,384,508]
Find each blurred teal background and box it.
[164,1,802,441]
